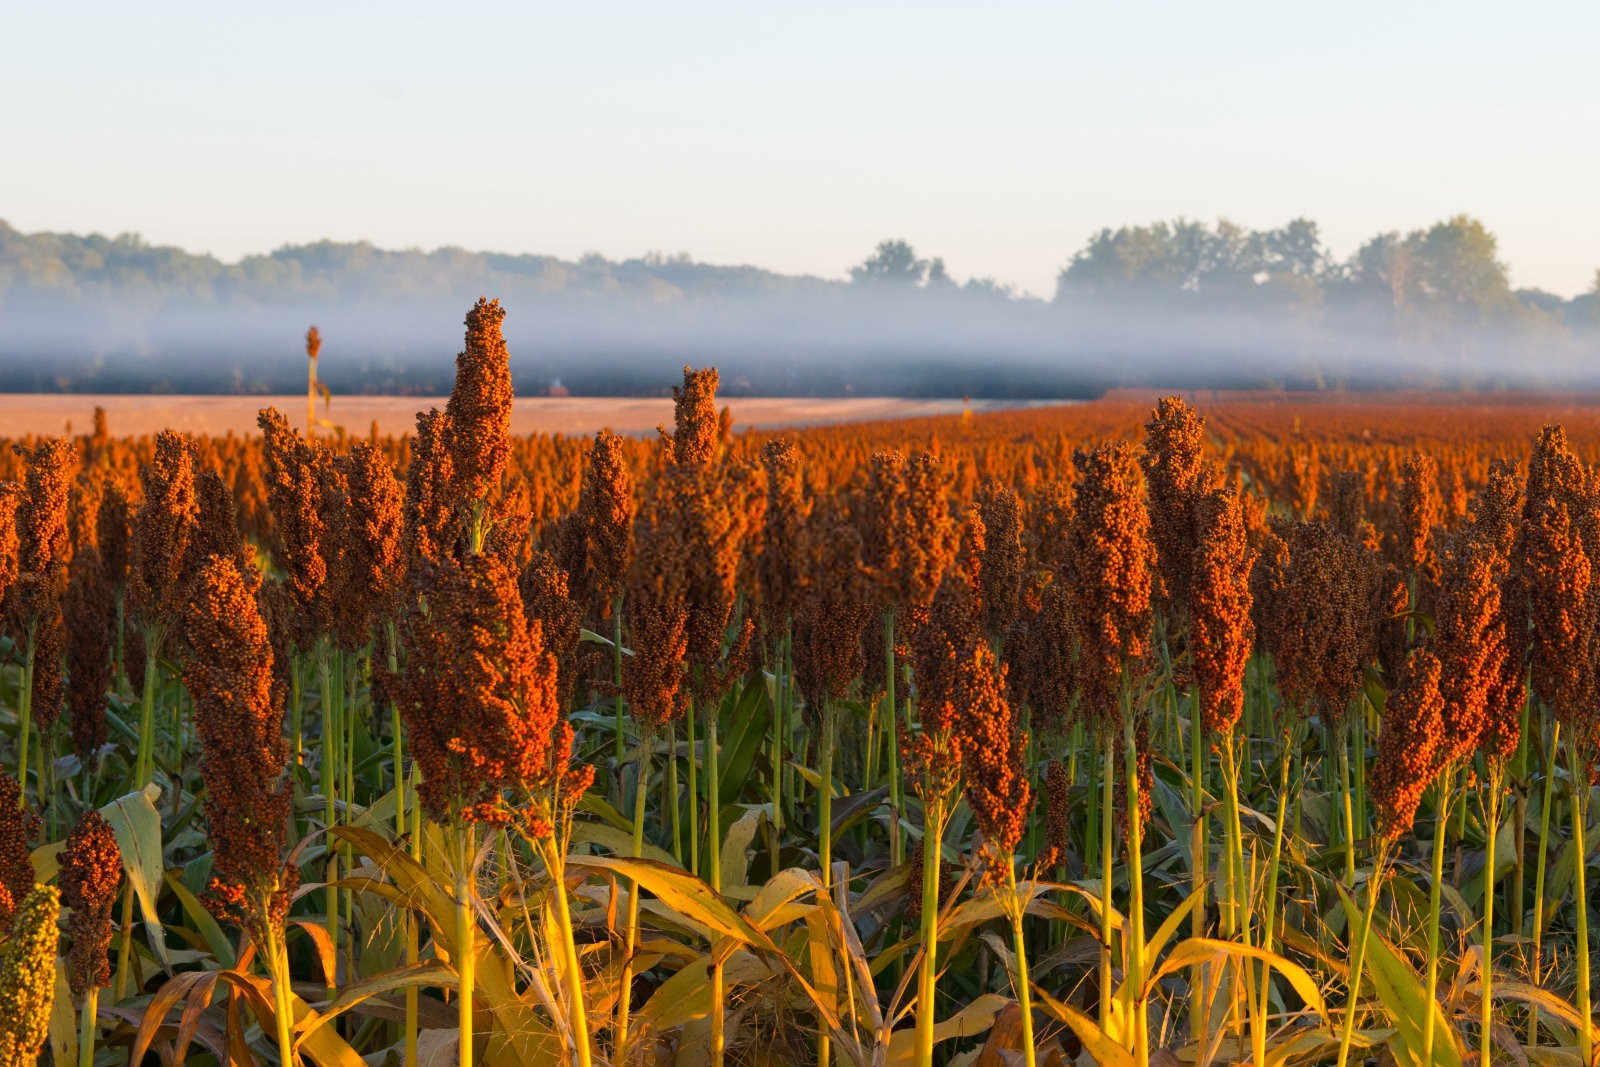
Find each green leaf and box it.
[567,854,754,945]
[163,868,236,968]
[1336,883,1462,1067]
[1028,982,1136,1067]
[716,677,772,806]
[1151,938,1327,1022]
[99,784,172,972]
[719,806,764,892]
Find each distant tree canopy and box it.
[0,214,1595,396]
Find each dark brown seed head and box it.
[0,773,36,932]
[959,640,1031,886]
[404,407,459,568]
[64,546,114,759]
[183,554,295,938]
[1067,443,1153,730]
[757,438,810,643]
[444,298,514,515]
[977,481,1024,642]
[669,366,722,470]
[59,810,120,999]
[623,495,691,735]
[1142,396,1209,616]
[398,552,573,823]
[131,431,200,649]
[1372,647,1446,843]
[1191,487,1255,736]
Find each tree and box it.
[850,239,928,286]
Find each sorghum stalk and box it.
[1338,720,1357,886]
[114,642,160,1003]
[1480,763,1502,1067]
[1006,867,1038,1067]
[1189,695,1206,1046]
[265,921,297,1067]
[536,830,593,1067]
[1422,771,1456,1067]
[616,743,651,1051]
[1569,735,1591,1067]
[1527,718,1559,1044]
[667,721,682,863]
[14,621,35,808]
[320,647,339,998]
[708,698,726,1065]
[613,595,624,768]
[1335,839,1391,1067]
[914,794,947,1067]
[1122,712,1149,1067]
[77,987,98,1067]
[1098,732,1115,1031]
[387,622,416,1067]
[886,611,901,867]
[1256,726,1295,1047]
[687,697,699,877]
[454,821,476,1067]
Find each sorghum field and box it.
[2,300,1597,1067]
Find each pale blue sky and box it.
[3,1,1596,297]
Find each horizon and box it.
[4,1,1598,298]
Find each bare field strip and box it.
[0,393,1066,438]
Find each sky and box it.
[3,1,1597,299]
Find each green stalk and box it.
[1527,718,1559,1045]
[1422,769,1455,1067]
[1190,693,1207,1047]
[1338,720,1356,886]
[319,649,339,997]
[1568,735,1590,1067]
[266,922,297,1067]
[772,628,788,840]
[115,642,160,1002]
[708,696,725,1066]
[77,986,99,1067]
[1256,727,1294,1048]
[15,622,36,807]
[455,821,476,1067]
[667,720,682,864]
[291,654,303,769]
[708,696,722,890]
[886,610,901,867]
[687,696,699,878]
[1480,763,1502,1067]
[1122,712,1149,1067]
[617,741,651,1052]
[913,793,947,1067]
[386,626,415,1067]
[1007,868,1038,1067]
[613,596,625,770]
[1098,731,1114,1032]
[818,702,835,890]
[538,830,593,1067]
[1335,839,1391,1067]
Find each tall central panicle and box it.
[1372,647,1446,842]
[183,554,295,936]
[669,365,722,469]
[1190,486,1255,736]
[257,409,331,645]
[445,298,514,510]
[1142,396,1210,619]
[131,431,200,644]
[332,442,404,649]
[1066,442,1153,726]
[757,438,809,644]
[398,552,569,822]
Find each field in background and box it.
[0,393,1064,439]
